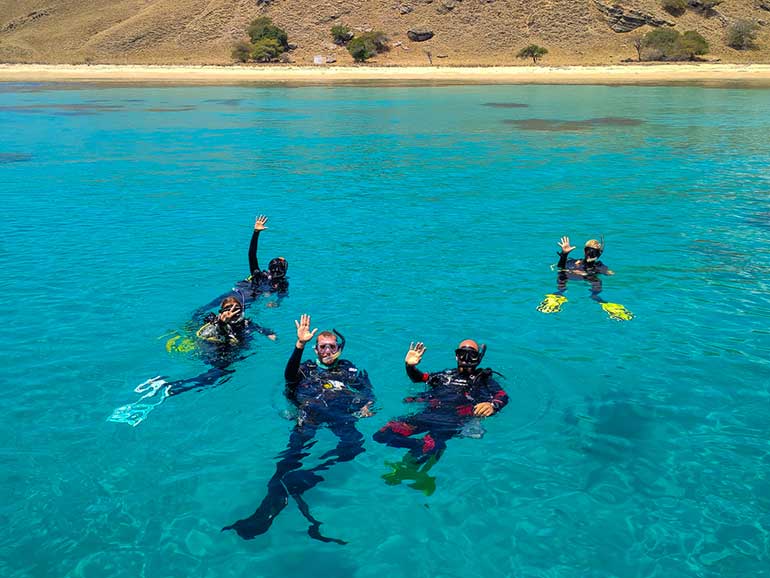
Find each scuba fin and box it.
[382,453,438,496]
[107,376,171,427]
[537,293,567,314]
[165,334,196,353]
[601,302,634,321]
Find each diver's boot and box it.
[222,489,288,540]
[601,302,634,321]
[537,294,567,314]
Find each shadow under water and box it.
[504,117,645,131]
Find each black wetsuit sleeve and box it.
[557,251,570,269]
[190,294,230,325]
[483,377,509,411]
[248,321,275,338]
[284,346,304,386]
[248,230,261,275]
[406,363,429,383]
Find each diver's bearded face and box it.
[455,347,481,373]
[315,337,340,365]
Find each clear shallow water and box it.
[1,81,769,578]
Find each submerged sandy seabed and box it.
[2,63,770,85]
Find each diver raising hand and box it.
[557,236,576,255]
[405,342,427,366]
[254,214,268,232]
[295,314,318,347]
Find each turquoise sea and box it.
[1,80,769,578]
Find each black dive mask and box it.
[455,344,486,368]
[584,247,602,260]
[268,258,288,279]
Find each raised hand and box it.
[558,236,575,254]
[217,303,242,323]
[254,215,268,232]
[405,342,427,366]
[294,314,317,347]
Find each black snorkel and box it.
[332,329,346,354]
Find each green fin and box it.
[165,334,196,353]
[601,302,634,321]
[382,454,438,496]
[537,293,567,314]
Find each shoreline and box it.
[2,63,770,86]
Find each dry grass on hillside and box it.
[1,0,769,65]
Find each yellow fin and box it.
[537,293,567,314]
[601,302,634,321]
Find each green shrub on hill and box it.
[642,28,708,61]
[662,0,687,16]
[347,31,389,62]
[247,17,289,50]
[517,44,548,64]
[331,24,354,45]
[681,30,709,59]
[251,38,284,62]
[232,17,290,63]
[232,40,252,63]
[726,20,759,50]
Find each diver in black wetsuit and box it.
[537,235,633,321]
[192,215,289,320]
[223,314,375,543]
[373,340,508,495]
[167,295,276,396]
[108,296,276,426]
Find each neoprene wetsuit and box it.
[192,229,289,319]
[168,314,274,396]
[555,252,610,302]
[373,364,508,463]
[223,346,374,543]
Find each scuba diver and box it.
[108,295,276,427]
[192,214,289,319]
[223,314,375,544]
[373,340,508,495]
[537,235,633,321]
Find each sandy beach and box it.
[2,63,770,85]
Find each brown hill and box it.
[1,0,769,65]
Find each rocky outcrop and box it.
[759,1,770,11]
[0,9,51,34]
[593,1,674,32]
[407,28,434,41]
[437,0,459,14]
